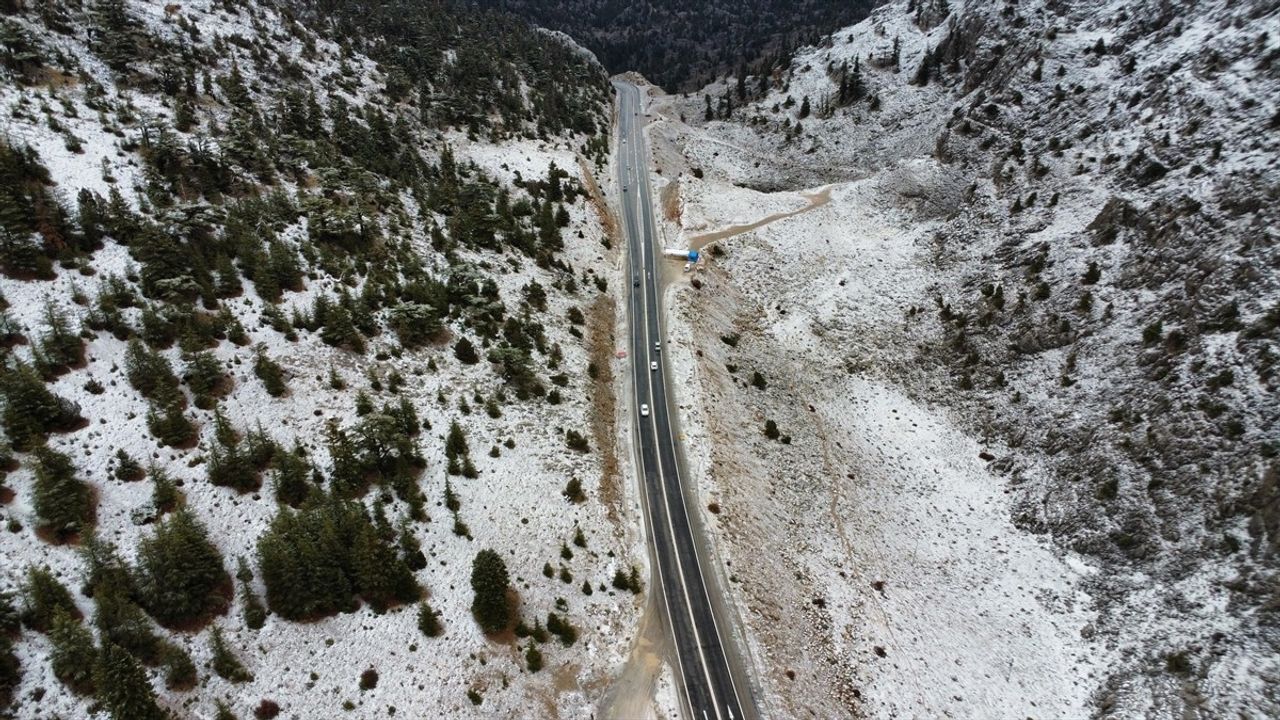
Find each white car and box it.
[650,361,658,371]
[654,342,660,353]
[640,404,650,417]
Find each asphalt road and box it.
[612,80,751,720]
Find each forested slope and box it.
[0,1,638,718]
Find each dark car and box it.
[633,276,640,287]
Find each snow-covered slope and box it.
[643,0,1280,717]
[0,2,643,719]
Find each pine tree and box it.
[525,643,543,673]
[37,302,84,372]
[136,510,230,628]
[184,351,228,408]
[470,549,512,634]
[125,338,180,400]
[94,585,162,665]
[848,57,864,103]
[271,446,313,508]
[446,420,469,468]
[94,642,167,720]
[21,566,79,632]
[351,523,421,612]
[209,627,252,683]
[113,449,144,482]
[0,635,18,711]
[257,499,360,620]
[151,464,179,515]
[147,398,196,447]
[237,557,267,631]
[79,533,134,599]
[49,608,97,694]
[91,0,142,73]
[545,611,577,647]
[158,641,196,690]
[912,48,935,86]
[0,360,83,449]
[417,601,442,637]
[253,347,287,397]
[32,446,95,541]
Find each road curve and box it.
[612,79,753,720]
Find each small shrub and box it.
[525,644,543,673]
[764,419,780,440]
[563,477,585,503]
[565,429,589,453]
[417,602,442,637]
[210,627,253,683]
[254,348,287,397]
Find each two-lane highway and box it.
[613,80,752,720]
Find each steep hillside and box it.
[642,0,1279,717]
[0,2,643,719]
[469,0,877,93]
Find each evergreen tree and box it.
[470,549,511,634]
[91,0,142,73]
[158,642,196,690]
[845,57,864,103]
[125,338,180,400]
[454,336,479,364]
[94,642,167,720]
[271,446,313,508]
[151,464,179,515]
[546,611,578,647]
[0,592,17,636]
[563,477,585,503]
[79,533,134,599]
[253,347,287,397]
[37,302,85,372]
[417,601,442,637]
[32,446,95,541]
[50,608,97,695]
[257,496,417,620]
[136,510,230,628]
[113,449,144,482]
[912,48,935,86]
[446,420,470,475]
[0,360,83,449]
[94,586,162,665]
[237,557,267,631]
[0,635,17,711]
[207,414,260,493]
[21,566,79,632]
[209,626,252,683]
[184,351,228,408]
[351,524,421,612]
[147,398,196,447]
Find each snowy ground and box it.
[632,0,1280,715]
[654,157,1105,718]
[0,2,644,718]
